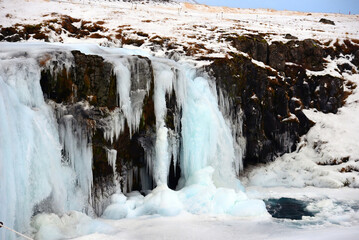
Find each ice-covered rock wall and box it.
[0,43,260,239]
[0,45,93,240]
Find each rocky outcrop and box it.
[206,35,358,165]
[230,35,326,71]
[208,54,313,164]
[319,18,335,25]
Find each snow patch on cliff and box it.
[243,68,359,188]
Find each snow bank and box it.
[31,211,113,240]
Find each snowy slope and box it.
[1,0,359,61]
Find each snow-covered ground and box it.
[33,187,359,240]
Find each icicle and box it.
[103,108,125,144]
[138,131,156,178]
[167,129,179,176]
[106,148,118,185]
[111,57,151,140]
[58,114,93,202]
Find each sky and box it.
[196,0,359,15]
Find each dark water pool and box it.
[265,198,314,220]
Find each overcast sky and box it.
[196,0,359,14]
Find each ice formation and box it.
[0,46,92,240]
[0,43,268,240]
[101,50,268,219]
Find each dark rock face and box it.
[268,42,286,71]
[40,50,117,107]
[206,34,359,165]
[229,35,331,74]
[207,55,315,164]
[286,39,325,71]
[284,34,298,40]
[319,18,335,25]
[207,42,348,165]
[231,34,268,63]
[230,35,326,71]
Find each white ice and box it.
[0,46,92,240]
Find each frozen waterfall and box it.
[0,45,92,240]
[0,43,268,240]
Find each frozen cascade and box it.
[0,54,92,239]
[58,114,93,202]
[217,88,246,174]
[0,43,268,239]
[152,62,174,186]
[180,75,241,189]
[103,55,268,219]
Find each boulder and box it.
[319,18,335,25]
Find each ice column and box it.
[0,53,94,239]
[0,58,75,239]
[152,62,174,186]
[179,68,242,190]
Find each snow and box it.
[25,186,359,240]
[1,0,358,62]
[67,187,358,240]
[31,211,114,240]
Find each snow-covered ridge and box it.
[1,0,358,61]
